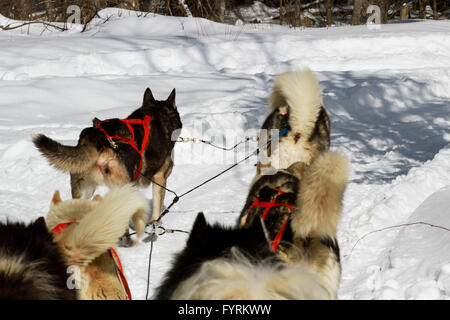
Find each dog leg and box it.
[151,175,166,224]
[150,157,173,223]
[302,237,341,299]
[120,228,137,248]
[70,173,96,199]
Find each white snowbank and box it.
[340,146,450,299]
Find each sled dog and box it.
[46,185,149,299]
[33,88,182,223]
[0,217,77,300]
[155,151,348,300]
[257,69,330,175]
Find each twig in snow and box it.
[0,21,67,32]
[345,221,450,260]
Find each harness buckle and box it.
[108,137,118,149]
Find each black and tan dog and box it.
[155,151,348,300]
[33,88,182,223]
[257,69,330,175]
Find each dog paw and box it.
[119,235,138,248]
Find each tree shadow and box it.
[320,71,449,183]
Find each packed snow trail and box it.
[0,10,449,299]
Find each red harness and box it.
[244,189,294,252]
[52,222,132,300]
[95,115,151,181]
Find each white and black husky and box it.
[155,151,348,300]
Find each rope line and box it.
[145,227,155,300]
[177,135,259,151]
[143,224,188,300]
[135,128,288,225]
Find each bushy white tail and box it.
[291,151,349,239]
[269,69,323,138]
[52,185,149,266]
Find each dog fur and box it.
[33,88,182,222]
[47,185,149,299]
[155,151,348,300]
[286,151,349,296]
[0,217,77,300]
[257,69,330,175]
[236,162,304,261]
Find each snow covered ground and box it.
[0,9,449,300]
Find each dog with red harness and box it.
[46,185,149,299]
[32,88,182,229]
[156,151,348,300]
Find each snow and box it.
[0,9,449,300]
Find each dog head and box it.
[142,87,177,109]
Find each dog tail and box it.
[291,151,349,239]
[58,185,149,267]
[32,134,98,173]
[269,69,323,138]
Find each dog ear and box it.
[31,217,49,235]
[191,212,207,233]
[188,212,208,242]
[51,190,62,208]
[186,212,208,246]
[92,117,102,127]
[167,88,176,108]
[143,88,156,106]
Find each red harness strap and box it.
[244,189,294,252]
[52,222,73,234]
[95,115,151,181]
[52,222,132,300]
[108,248,132,300]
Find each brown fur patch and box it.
[81,253,128,300]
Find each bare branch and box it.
[0,20,67,32]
